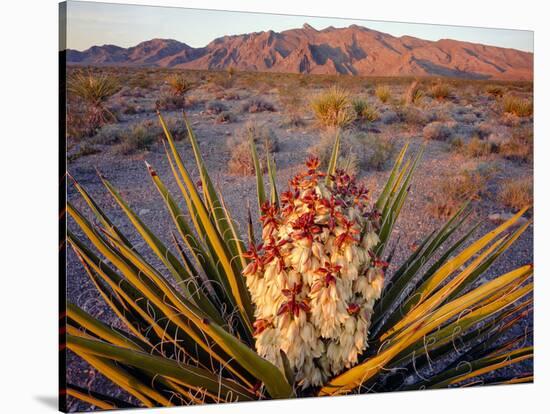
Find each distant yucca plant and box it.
[375,85,391,103]
[311,86,355,128]
[503,94,533,117]
[67,72,120,133]
[167,73,194,97]
[352,99,379,122]
[405,80,424,105]
[64,111,532,410]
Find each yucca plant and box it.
[64,111,532,409]
[67,72,120,134]
[311,86,356,128]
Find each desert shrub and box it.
[498,178,533,211]
[128,74,153,90]
[501,112,521,127]
[461,137,498,158]
[375,85,391,103]
[429,81,451,100]
[472,122,492,139]
[352,99,380,122]
[68,72,120,134]
[427,167,492,218]
[227,122,278,175]
[311,86,355,128]
[485,85,504,97]
[205,101,228,115]
[122,104,138,115]
[241,98,276,113]
[308,131,363,176]
[279,87,305,127]
[404,80,424,105]
[503,94,533,117]
[157,94,186,111]
[113,123,157,155]
[423,121,452,141]
[362,135,396,171]
[499,129,533,163]
[67,142,101,162]
[215,111,235,124]
[396,105,432,127]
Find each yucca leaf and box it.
[375,142,409,211]
[158,113,255,332]
[411,347,533,389]
[319,264,532,395]
[67,334,255,402]
[325,129,341,184]
[66,384,136,409]
[249,132,266,211]
[181,112,245,273]
[266,143,279,207]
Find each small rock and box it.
[139,208,150,216]
[488,213,529,227]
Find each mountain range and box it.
[66,23,533,80]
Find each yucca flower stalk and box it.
[62,112,532,411]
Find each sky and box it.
[65,0,534,53]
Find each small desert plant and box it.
[375,85,391,103]
[486,84,504,97]
[423,121,452,141]
[67,142,101,162]
[241,98,276,113]
[499,129,533,163]
[215,111,235,124]
[404,80,424,105]
[352,99,380,122]
[498,178,533,211]
[429,81,451,100]
[427,167,492,218]
[205,100,228,115]
[68,72,120,134]
[308,130,363,176]
[503,94,533,117]
[311,86,356,128]
[65,114,532,409]
[228,122,278,175]
[113,123,157,155]
[167,73,194,97]
[461,137,498,158]
[363,135,396,170]
[279,87,305,127]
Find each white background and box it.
[0,0,547,413]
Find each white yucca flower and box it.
[243,157,386,388]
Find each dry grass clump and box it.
[498,178,533,212]
[404,80,424,105]
[461,137,498,158]
[396,105,432,127]
[311,86,355,128]
[205,101,228,115]
[427,167,492,218]
[429,81,451,100]
[241,98,276,113]
[67,142,101,162]
[352,99,380,122]
[227,122,278,175]
[503,94,533,117]
[485,85,504,98]
[375,85,391,103]
[499,129,533,163]
[113,123,157,155]
[423,121,452,141]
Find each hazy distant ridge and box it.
[66,24,533,80]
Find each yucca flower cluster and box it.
[243,158,387,388]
